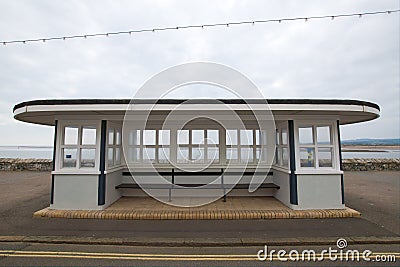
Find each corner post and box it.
[337,120,345,204]
[288,120,298,205]
[50,120,58,205]
[98,120,107,206]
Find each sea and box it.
[0,146,399,160]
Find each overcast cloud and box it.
[0,0,398,145]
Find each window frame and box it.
[57,121,100,171]
[107,124,123,168]
[295,121,338,170]
[226,128,264,165]
[127,129,172,165]
[274,122,289,168]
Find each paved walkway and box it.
[0,171,397,247]
[34,197,360,220]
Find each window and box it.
[128,130,140,163]
[127,129,171,164]
[107,126,122,167]
[158,129,170,164]
[60,125,97,169]
[226,130,238,163]
[177,130,190,163]
[177,129,220,164]
[226,129,264,164]
[206,130,219,163]
[298,125,334,168]
[275,124,289,167]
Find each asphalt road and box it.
[0,242,398,266]
[0,171,398,239]
[0,170,398,266]
[344,171,400,235]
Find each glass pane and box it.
[281,129,288,145]
[300,147,315,167]
[177,130,189,144]
[317,126,331,145]
[255,147,261,161]
[207,130,219,145]
[177,147,189,163]
[159,130,170,145]
[240,130,253,145]
[240,147,253,163]
[129,130,140,145]
[143,147,155,162]
[226,148,238,162]
[226,130,237,145]
[258,147,268,162]
[143,130,156,145]
[158,147,170,164]
[207,147,219,163]
[260,130,267,145]
[82,127,96,145]
[255,130,260,145]
[282,147,288,166]
[62,148,77,168]
[318,147,333,167]
[81,148,95,168]
[64,127,78,145]
[275,147,280,165]
[299,127,314,145]
[108,128,114,145]
[192,130,204,144]
[192,146,204,162]
[115,147,121,164]
[115,129,121,145]
[128,147,140,163]
[108,148,114,166]
[276,129,280,145]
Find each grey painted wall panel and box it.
[51,174,100,210]
[295,174,344,210]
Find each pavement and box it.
[0,171,398,247]
[0,243,398,266]
[33,196,361,220]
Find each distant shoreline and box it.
[342,145,400,152]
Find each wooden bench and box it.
[116,169,279,202]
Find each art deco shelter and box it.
[13,99,379,211]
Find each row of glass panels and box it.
[60,125,335,169]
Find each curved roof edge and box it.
[13,98,380,112]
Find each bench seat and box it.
[116,183,279,190]
[117,169,277,201]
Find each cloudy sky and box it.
[0,0,398,146]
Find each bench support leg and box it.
[221,168,226,202]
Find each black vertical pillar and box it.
[288,120,298,205]
[337,120,345,204]
[50,120,58,205]
[98,120,107,206]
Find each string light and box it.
[1,9,398,46]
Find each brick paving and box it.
[34,197,360,220]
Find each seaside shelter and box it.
[13,98,380,211]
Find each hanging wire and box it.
[1,9,399,46]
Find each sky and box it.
[0,0,399,146]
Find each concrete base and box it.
[35,197,360,220]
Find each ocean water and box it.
[341,150,400,159]
[0,146,53,159]
[0,146,399,160]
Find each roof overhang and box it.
[13,99,380,126]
